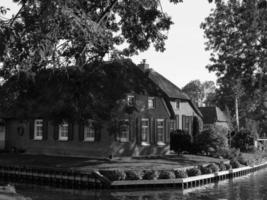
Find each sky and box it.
[1,0,216,88]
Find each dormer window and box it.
[175,100,180,109]
[127,95,135,106]
[148,97,155,109]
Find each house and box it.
[0,61,203,158]
[199,106,230,132]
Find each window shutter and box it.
[95,124,101,142]
[129,119,134,142]
[53,123,59,140]
[176,115,179,130]
[43,119,48,140]
[136,118,141,144]
[79,122,84,141]
[149,118,154,145]
[29,119,34,140]
[165,119,170,144]
[155,119,158,144]
[182,115,185,130]
[68,122,74,141]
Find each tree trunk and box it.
[235,96,240,132]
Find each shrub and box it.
[237,154,249,166]
[142,170,159,180]
[230,159,241,169]
[218,162,227,171]
[195,127,228,155]
[174,170,188,178]
[225,163,232,170]
[125,170,143,180]
[158,170,176,179]
[99,170,126,181]
[207,163,219,173]
[232,129,254,152]
[198,165,213,174]
[170,129,192,154]
[187,168,201,177]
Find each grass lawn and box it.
[0,153,227,172]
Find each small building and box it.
[0,62,203,158]
[199,106,230,132]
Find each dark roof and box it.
[199,107,229,124]
[148,70,190,100]
[147,69,202,117]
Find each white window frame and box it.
[34,119,43,140]
[84,120,95,142]
[141,118,149,145]
[118,120,129,142]
[127,95,135,106]
[59,122,68,141]
[157,119,165,145]
[148,97,155,109]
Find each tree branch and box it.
[9,4,25,26]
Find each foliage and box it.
[230,159,241,169]
[142,170,159,180]
[195,127,228,155]
[0,60,160,121]
[99,169,126,181]
[174,170,188,178]
[198,165,213,174]
[206,163,220,173]
[192,116,200,139]
[182,80,216,106]
[225,163,232,170]
[0,0,182,79]
[232,129,255,152]
[158,170,176,179]
[218,162,227,171]
[186,168,201,177]
[201,0,267,123]
[170,129,192,154]
[125,170,144,180]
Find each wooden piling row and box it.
[0,165,104,189]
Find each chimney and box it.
[138,59,149,71]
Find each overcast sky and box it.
[1,0,216,88]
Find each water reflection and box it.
[2,168,267,200]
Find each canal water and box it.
[3,168,267,200]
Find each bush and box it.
[207,163,219,173]
[232,129,254,152]
[237,154,249,166]
[158,170,176,179]
[125,170,143,180]
[225,163,232,170]
[198,165,213,174]
[174,170,188,178]
[187,168,201,177]
[218,162,227,171]
[195,127,228,155]
[170,129,192,154]
[230,159,241,169]
[142,170,159,180]
[99,170,126,181]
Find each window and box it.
[141,118,149,144]
[34,119,43,140]
[118,120,129,142]
[169,120,175,132]
[127,95,135,106]
[84,120,95,142]
[182,116,191,133]
[157,119,165,144]
[175,100,180,109]
[59,122,68,141]
[148,97,155,109]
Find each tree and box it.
[201,0,267,128]
[0,0,182,79]
[182,79,215,106]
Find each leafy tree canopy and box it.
[201,0,267,120]
[0,60,161,122]
[0,0,183,79]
